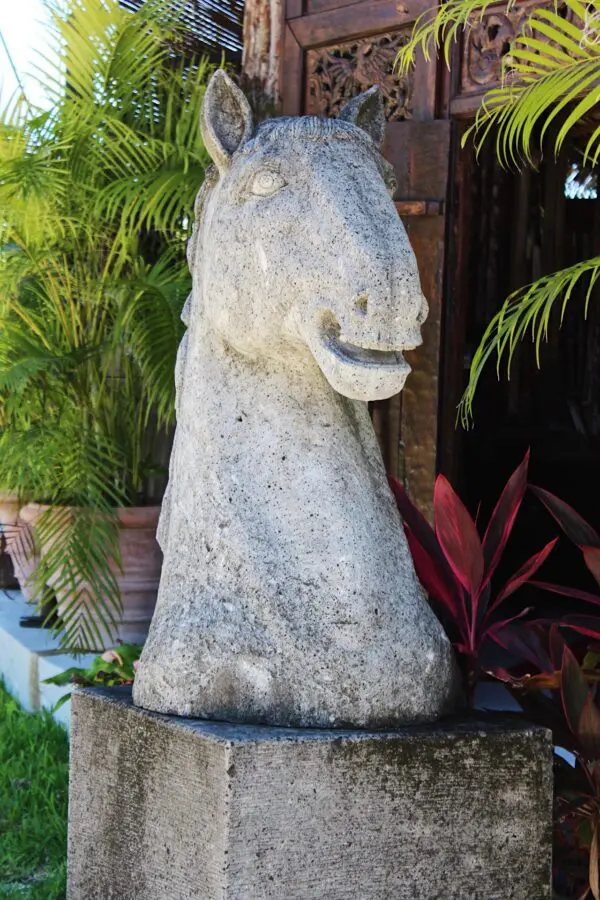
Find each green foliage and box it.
[0,0,213,648]
[397,0,600,167]
[397,0,600,425]
[459,255,600,425]
[0,682,68,899]
[397,0,520,69]
[42,642,141,711]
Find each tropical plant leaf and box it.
[578,694,600,763]
[33,505,122,650]
[531,486,600,548]
[396,0,600,425]
[404,526,463,622]
[459,257,600,426]
[562,644,590,742]
[118,255,188,427]
[531,614,600,642]
[494,538,558,603]
[434,474,484,597]
[531,581,600,607]
[391,459,570,694]
[584,548,600,588]
[388,475,459,594]
[395,0,522,72]
[482,448,529,585]
[50,692,74,713]
[492,622,555,672]
[0,0,213,649]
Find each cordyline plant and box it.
[493,485,600,650]
[492,625,600,899]
[392,457,600,894]
[530,486,600,624]
[389,450,559,697]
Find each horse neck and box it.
[182,315,382,479]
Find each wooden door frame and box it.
[280,0,437,118]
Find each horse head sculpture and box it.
[190,72,427,401]
[133,71,459,727]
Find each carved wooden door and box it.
[279,0,451,517]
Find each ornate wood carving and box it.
[306,31,413,120]
[460,0,574,95]
[463,9,524,88]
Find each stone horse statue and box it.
[133,71,459,727]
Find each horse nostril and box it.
[355,294,369,317]
[416,298,429,326]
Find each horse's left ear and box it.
[338,87,385,148]
[201,70,253,173]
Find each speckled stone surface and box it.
[133,70,459,727]
[68,687,553,900]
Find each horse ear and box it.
[338,87,385,148]
[201,70,253,172]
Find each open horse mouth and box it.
[302,312,420,402]
[328,331,414,368]
[321,314,418,370]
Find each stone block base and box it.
[68,687,552,899]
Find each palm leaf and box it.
[398,0,600,424]
[397,0,600,167]
[459,256,600,426]
[34,505,122,651]
[0,0,212,649]
[118,256,189,426]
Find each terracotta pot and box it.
[0,496,42,603]
[113,506,163,645]
[19,503,162,649]
[0,493,20,526]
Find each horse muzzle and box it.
[301,309,421,402]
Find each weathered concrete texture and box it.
[134,71,460,727]
[69,687,553,900]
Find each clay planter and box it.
[114,506,163,645]
[0,494,42,602]
[0,493,20,526]
[19,503,162,649]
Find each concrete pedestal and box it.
[68,687,553,899]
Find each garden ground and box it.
[0,682,67,899]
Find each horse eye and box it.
[251,170,286,197]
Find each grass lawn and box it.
[0,682,68,898]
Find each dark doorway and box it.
[441,130,600,595]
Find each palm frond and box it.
[34,505,122,651]
[396,0,520,72]
[398,0,600,427]
[118,256,189,427]
[398,0,600,167]
[459,255,600,426]
[0,0,212,649]
[466,18,600,166]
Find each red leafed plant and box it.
[552,645,600,900]
[389,450,558,699]
[528,487,600,639]
[493,626,600,900]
